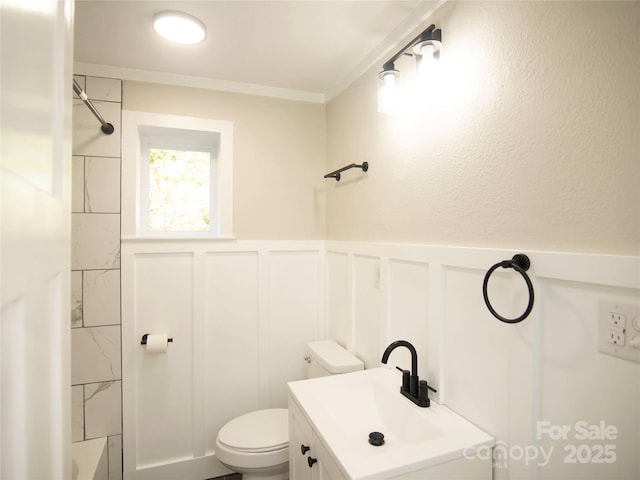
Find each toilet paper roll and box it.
[145,334,169,353]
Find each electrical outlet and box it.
[607,327,625,346]
[607,312,626,329]
[598,301,640,364]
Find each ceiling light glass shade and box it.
[153,11,206,44]
[377,69,400,114]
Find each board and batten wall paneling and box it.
[325,241,640,480]
[443,264,530,477]
[268,251,323,407]
[121,240,324,479]
[537,279,640,480]
[387,260,431,384]
[133,252,194,468]
[204,251,260,455]
[326,252,351,349]
[353,255,382,369]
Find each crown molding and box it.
[74,62,326,104]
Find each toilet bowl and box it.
[215,409,289,480]
[214,340,363,479]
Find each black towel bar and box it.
[324,162,368,181]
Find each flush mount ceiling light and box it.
[377,24,442,113]
[153,11,206,45]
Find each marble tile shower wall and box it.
[71,75,123,480]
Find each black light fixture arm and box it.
[381,24,441,71]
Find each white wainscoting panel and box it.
[387,259,431,384]
[122,239,639,480]
[204,251,259,456]
[353,255,382,369]
[268,251,323,407]
[537,280,640,480]
[443,266,518,450]
[326,252,350,348]
[325,241,640,480]
[133,253,195,468]
[122,240,324,480]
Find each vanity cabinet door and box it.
[290,402,314,480]
[314,433,347,480]
[289,396,348,480]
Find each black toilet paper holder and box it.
[140,334,174,345]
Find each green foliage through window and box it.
[148,148,211,231]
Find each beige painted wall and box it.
[124,81,326,240]
[326,1,639,255]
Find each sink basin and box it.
[288,367,494,479]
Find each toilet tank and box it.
[307,340,364,378]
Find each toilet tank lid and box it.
[308,340,364,374]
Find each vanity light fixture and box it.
[377,24,442,113]
[377,67,400,114]
[153,11,206,45]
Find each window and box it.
[147,148,212,232]
[139,126,219,236]
[122,111,233,238]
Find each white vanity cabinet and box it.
[289,396,347,480]
[288,368,495,480]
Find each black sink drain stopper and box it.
[368,431,385,446]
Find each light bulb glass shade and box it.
[414,40,441,78]
[377,69,400,114]
[153,11,206,44]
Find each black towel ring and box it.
[482,254,534,324]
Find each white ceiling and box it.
[73,0,442,102]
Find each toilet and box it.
[214,340,364,480]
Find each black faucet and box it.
[381,340,436,408]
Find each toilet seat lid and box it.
[218,409,289,453]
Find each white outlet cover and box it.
[598,301,640,364]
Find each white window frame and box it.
[140,127,217,236]
[122,110,233,239]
